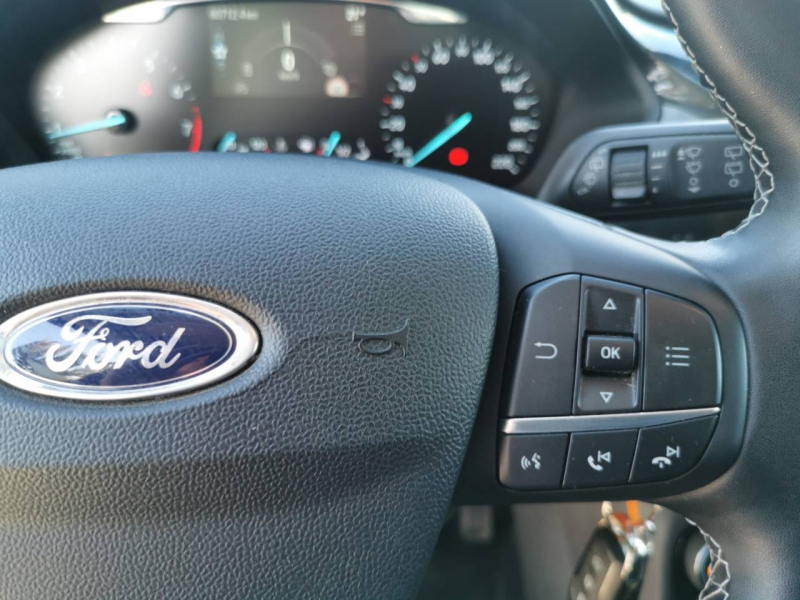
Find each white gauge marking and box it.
[282,20,291,46]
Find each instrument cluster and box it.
[34,1,553,187]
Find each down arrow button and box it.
[577,376,639,413]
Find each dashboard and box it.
[0,0,752,241]
[34,1,553,187]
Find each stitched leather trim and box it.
[662,1,741,594]
[662,0,774,235]
[686,518,731,600]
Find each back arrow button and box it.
[534,342,558,360]
[505,275,580,417]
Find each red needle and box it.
[188,106,203,153]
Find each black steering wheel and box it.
[0,0,791,598]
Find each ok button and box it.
[584,336,636,374]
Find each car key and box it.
[567,502,655,600]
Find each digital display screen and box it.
[208,3,367,98]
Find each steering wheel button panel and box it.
[503,276,580,417]
[498,433,569,491]
[563,429,638,489]
[499,274,729,491]
[630,416,719,484]
[643,291,722,411]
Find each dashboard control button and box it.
[498,433,569,490]
[582,277,642,335]
[564,429,638,488]
[630,416,718,483]
[610,148,647,202]
[584,336,636,374]
[572,146,610,207]
[565,135,756,215]
[673,137,755,202]
[576,375,639,413]
[504,276,580,417]
[647,139,673,201]
[643,291,721,411]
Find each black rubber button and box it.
[630,416,718,483]
[498,433,569,491]
[582,277,642,335]
[584,335,636,374]
[564,429,638,488]
[503,276,580,417]
[643,291,721,411]
[576,375,639,413]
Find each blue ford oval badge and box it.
[0,292,260,401]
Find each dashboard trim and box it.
[501,407,721,434]
[102,0,468,25]
[603,0,684,63]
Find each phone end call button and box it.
[630,416,718,484]
[563,429,638,489]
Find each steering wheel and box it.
[0,0,788,597]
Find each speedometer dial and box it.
[380,36,545,186]
[35,32,203,159]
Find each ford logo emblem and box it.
[0,292,260,401]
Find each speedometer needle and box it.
[47,111,128,141]
[407,112,473,168]
[324,131,342,158]
[216,131,237,153]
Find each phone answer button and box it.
[563,430,637,489]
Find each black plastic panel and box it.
[539,120,756,219]
[497,273,723,494]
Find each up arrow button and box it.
[582,277,642,335]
